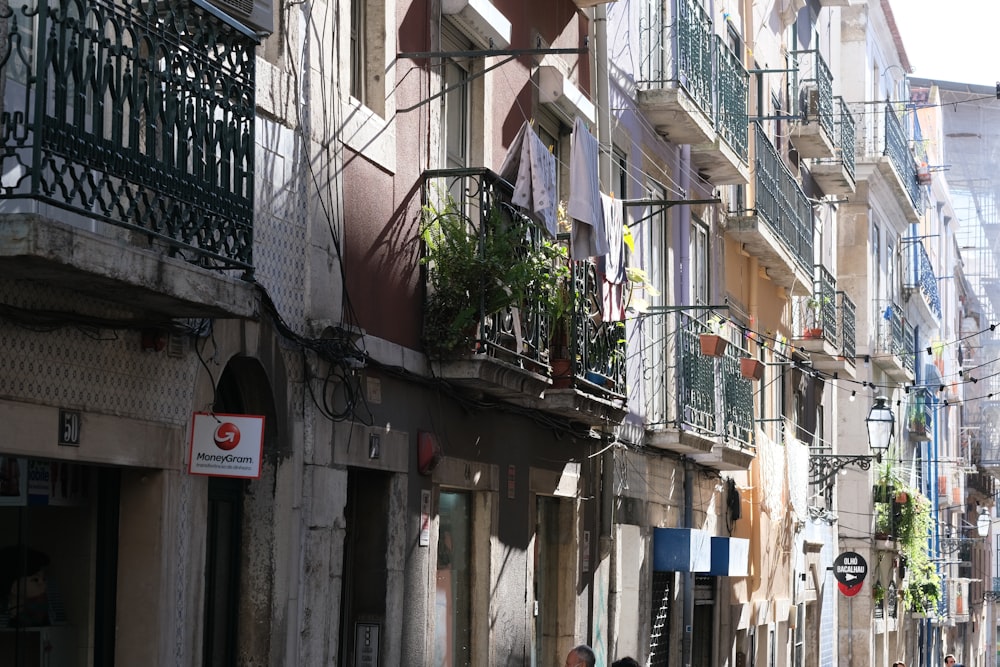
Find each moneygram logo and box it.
[214,422,241,451]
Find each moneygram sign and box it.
[188,412,265,479]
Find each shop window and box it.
[0,457,113,667]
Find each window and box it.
[642,181,668,424]
[350,0,365,101]
[441,25,471,172]
[349,0,385,116]
[690,218,709,305]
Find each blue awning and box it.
[708,536,750,577]
[653,528,712,572]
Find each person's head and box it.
[612,658,640,667]
[945,655,956,667]
[565,645,597,667]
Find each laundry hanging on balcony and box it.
[599,193,626,322]
[498,120,558,236]
[569,117,608,260]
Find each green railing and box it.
[421,168,625,400]
[815,265,838,345]
[752,124,815,272]
[876,300,915,374]
[639,0,713,115]
[676,313,754,449]
[791,49,834,139]
[835,97,857,181]
[909,241,942,320]
[883,104,922,211]
[674,0,713,115]
[0,0,257,271]
[715,35,748,161]
[838,291,856,361]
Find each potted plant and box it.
[740,357,765,381]
[802,295,830,339]
[700,317,728,357]
[421,195,564,358]
[872,580,885,606]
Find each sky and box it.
[889,0,1000,87]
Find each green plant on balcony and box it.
[420,195,566,357]
[908,405,930,435]
[894,489,940,612]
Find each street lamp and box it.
[865,395,894,462]
[808,395,896,489]
[978,507,991,538]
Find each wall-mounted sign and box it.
[188,412,265,479]
[58,410,81,446]
[833,551,868,597]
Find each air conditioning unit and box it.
[201,0,274,35]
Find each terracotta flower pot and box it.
[700,333,727,357]
[740,358,764,381]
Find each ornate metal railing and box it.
[566,257,627,398]
[0,0,257,271]
[715,35,748,161]
[421,168,549,367]
[909,241,943,320]
[884,104,922,211]
[421,168,626,400]
[903,319,916,376]
[838,291,856,361]
[639,0,712,115]
[673,0,713,114]
[791,48,834,139]
[875,300,908,365]
[815,264,837,345]
[753,123,814,272]
[835,97,856,180]
[676,313,753,449]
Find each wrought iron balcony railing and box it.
[836,98,858,181]
[0,0,257,272]
[714,35,748,161]
[677,313,754,449]
[791,49,834,139]
[421,168,626,400]
[883,104,922,211]
[906,240,943,320]
[838,291,856,361]
[907,387,932,440]
[639,0,713,111]
[875,300,914,374]
[752,124,815,273]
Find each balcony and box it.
[725,125,814,295]
[421,168,626,426]
[873,300,915,382]
[792,266,857,377]
[645,312,755,471]
[905,240,943,323]
[0,0,258,318]
[979,401,1000,470]
[853,103,923,223]
[810,98,857,196]
[789,49,835,159]
[907,388,933,442]
[637,0,749,184]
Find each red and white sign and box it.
[188,412,265,478]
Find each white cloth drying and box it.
[601,193,625,284]
[498,121,558,236]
